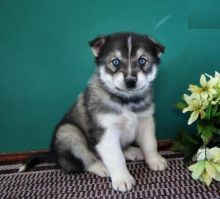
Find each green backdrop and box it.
[1,0,220,153]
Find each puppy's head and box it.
[89,32,165,98]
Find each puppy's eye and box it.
[138,57,147,66]
[111,58,121,67]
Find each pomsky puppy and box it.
[19,32,168,192]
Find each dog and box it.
[19,32,168,192]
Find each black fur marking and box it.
[95,32,164,66]
[57,150,85,173]
[83,87,107,145]
[97,73,152,113]
[21,153,54,171]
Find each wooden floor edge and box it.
[0,139,173,164]
[157,139,173,151]
[0,150,49,164]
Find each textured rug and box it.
[0,152,220,199]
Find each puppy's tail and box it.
[18,153,54,172]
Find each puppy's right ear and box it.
[89,36,107,57]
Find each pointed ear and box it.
[148,37,165,58]
[89,35,107,57]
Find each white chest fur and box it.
[97,111,137,146]
[96,106,154,147]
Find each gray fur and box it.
[21,32,165,174]
[52,32,164,172]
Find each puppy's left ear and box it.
[89,35,107,57]
[148,37,165,58]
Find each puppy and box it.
[19,32,168,192]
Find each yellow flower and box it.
[188,74,217,100]
[207,147,220,163]
[213,71,220,100]
[188,84,203,95]
[182,94,207,125]
[211,97,220,105]
[215,71,220,76]
[201,170,212,186]
[213,163,220,173]
[188,160,206,180]
[189,147,220,186]
[188,159,220,186]
[205,161,220,182]
[205,161,216,179]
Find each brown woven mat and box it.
[0,152,219,199]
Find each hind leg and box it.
[55,124,109,177]
[55,124,96,172]
[58,152,85,173]
[87,160,109,177]
[123,146,144,161]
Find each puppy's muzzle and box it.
[124,76,137,89]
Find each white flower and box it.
[197,148,209,161]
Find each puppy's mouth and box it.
[115,86,145,92]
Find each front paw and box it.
[112,172,135,192]
[147,154,168,171]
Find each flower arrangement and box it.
[173,72,220,185]
[189,147,220,185]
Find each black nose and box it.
[125,76,137,89]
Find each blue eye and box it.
[138,57,147,66]
[112,58,121,67]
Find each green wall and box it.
[1,0,220,153]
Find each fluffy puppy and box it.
[19,32,168,192]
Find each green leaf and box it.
[212,104,219,117]
[198,122,219,138]
[213,128,220,135]
[182,130,199,145]
[181,95,185,101]
[197,124,204,134]
[205,104,213,121]
[201,129,213,145]
[171,142,185,152]
[207,124,219,134]
[214,131,220,135]
[175,102,187,110]
[171,129,203,165]
[183,148,201,166]
[214,112,220,117]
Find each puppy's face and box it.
[90,32,165,97]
